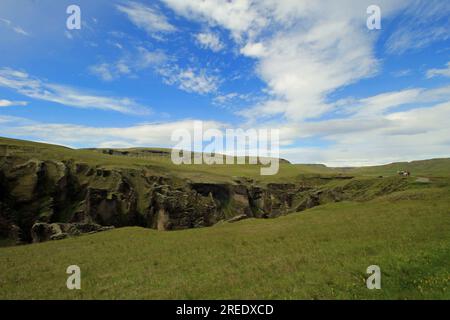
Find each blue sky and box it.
[0,0,449,166]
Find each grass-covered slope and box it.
[0,186,449,299]
[5,135,448,187]
[343,159,450,178]
[3,136,450,182]
[0,136,346,183]
[1,136,449,299]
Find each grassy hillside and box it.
[0,185,449,299]
[3,136,450,183]
[1,136,449,299]
[0,136,335,183]
[344,159,450,178]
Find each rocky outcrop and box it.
[31,222,114,243]
[227,214,248,223]
[0,149,409,245]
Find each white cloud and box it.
[89,41,218,96]
[391,69,412,77]
[2,93,450,167]
[161,0,266,41]
[135,47,168,68]
[0,117,225,149]
[274,85,450,166]
[240,42,266,58]
[158,66,219,94]
[385,1,450,54]
[0,99,28,107]
[89,63,122,82]
[0,18,11,25]
[427,61,450,78]
[237,23,380,121]
[213,93,239,105]
[277,85,450,139]
[116,1,176,38]
[195,32,224,52]
[0,18,29,36]
[2,85,449,166]
[350,88,422,116]
[0,68,150,115]
[212,92,255,110]
[12,26,29,36]
[89,47,167,81]
[89,61,132,82]
[163,0,407,122]
[159,0,447,129]
[1,0,448,166]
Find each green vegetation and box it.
[2,136,449,184]
[0,185,449,299]
[344,159,450,178]
[0,136,449,299]
[0,136,344,184]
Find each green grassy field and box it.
[1,136,449,299]
[0,186,449,299]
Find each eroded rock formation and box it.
[0,148,408,244]
[31,222,114,242]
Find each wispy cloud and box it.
[213,93,242,106]
[0,117,224,148]
[89,36,219,96]
[427,61,450,78]
[12,26,29,36]
[161,0,266,41]
[89,47,167,81]
[385,1,450,55]
[116,1,176,38]
[3,88,450,167]
[0,99,28,107]
[89,62,131,82]
[212,92,258,111]
[391,69,412,78]
[280,99,450,166]
[0,68,150,115]
[158,66,219,95]
[2,84,449,166]
[162,1,407,122]
[195,31,224,52]
[270,85,450,166]
[0,18,29,36]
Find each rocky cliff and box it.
[0,139,409,245]
[0,157,300,243]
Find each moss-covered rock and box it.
[0,139,411,244]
